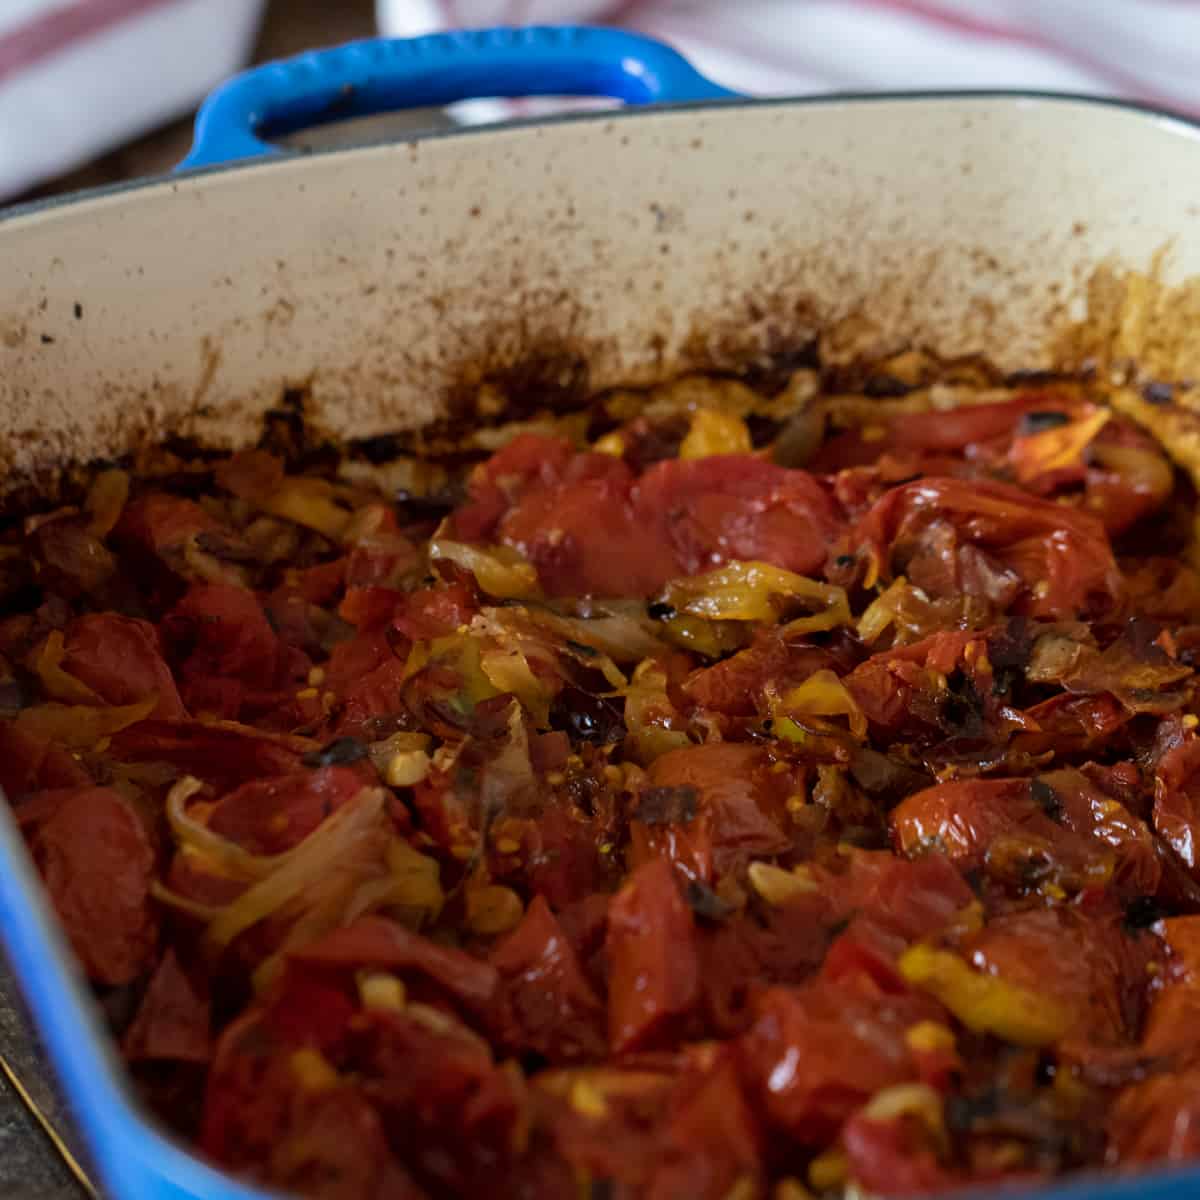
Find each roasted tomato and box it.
[6,364,1200,1197]
[452,435,842,596]
[846,476,1122,618]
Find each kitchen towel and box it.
[379,0,1200,120]
[0,0,263,199]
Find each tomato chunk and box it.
[28,786,158,985]
[61,613,185,718]
[454,436,843,597]
[492,895,606,1062]
[606,859,700,1052]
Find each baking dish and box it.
[4,23,1200,1200]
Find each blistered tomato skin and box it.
[3,371,1199,1198]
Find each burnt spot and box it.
[257,387,336,471]
[646,601,676,621]
[302,736,369,768]
[564,639,599,658]
[684,879,734,922]
[939,673,987,738]
[1031,778,1063,822]
[1124,895,1166,932]
[446,347,591,425]
[848,747,931,806]
[736,338,821,394]
[1018,410,1070,435]
[549,685,624,744]
[634,785,698,826]
[1122,616,1170,665]
[987,617,1034,698]
[355,432,411,464]
[862,373,912,398]
[1005,369,1069,387]
[1142,381,1175,406]
[744,412,782,449]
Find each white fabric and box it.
[378,0,1200,119]
[6,0,1200,201]
[0,0,263,199]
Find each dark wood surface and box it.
[0,967,95,1199]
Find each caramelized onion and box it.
[205,787,387,949]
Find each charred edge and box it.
[1123,894,1166,932]
[684,879,734,922]
[1018,410,1070,434]
[1142,381,1175,406]
[302,737,369,768]
[444,347,592,426]
[1030,778,1063,822]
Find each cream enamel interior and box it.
[3,96,1200,490]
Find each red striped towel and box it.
[379,0,1200,120]
[0,0,263,199]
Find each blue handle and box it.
[180,25,738,171]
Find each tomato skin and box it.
[821,850,975,945]
[891,395,1048,452]
[110,719,304,789]
[636,744,791,882]
[739,981,930,1144]
[1014,693,1129,758]
[844,629,978,738]
[1154,737,1200,877]
[892,772,1159,896]
[635,455,840,581]
[123,949,211,1064]
[1142,918,1200,1055]
[842,1113,959,1196]
[117,493,218,555]
[700,896,833,1035]
[61,613,186,718]
[1109,1069,1200,1163]
[644,1048,763,1200]
[455,437,843,597]
[606,858,701,1053]
[965,906,1158,1044]
[391,581,477,642]
[454,434,578,544]
[851,476,1121,618]
[206,766,368,855]
[28,786,159,985]
[324,632,393,695]
[498,462,669,598]
[491,895,607,1063]
[338,586,404,632]
[262,966,360,1053]
[268,1086,428,1200]
[291,558,347,606]
[330,657,409,739]
[167,583,287,686]
[0,721,92,800]
[346,1006,526,1195]
[682,630,843,717]
[199,1011,295,1165]
[291,916,500,1021]
[511,804,610,911]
